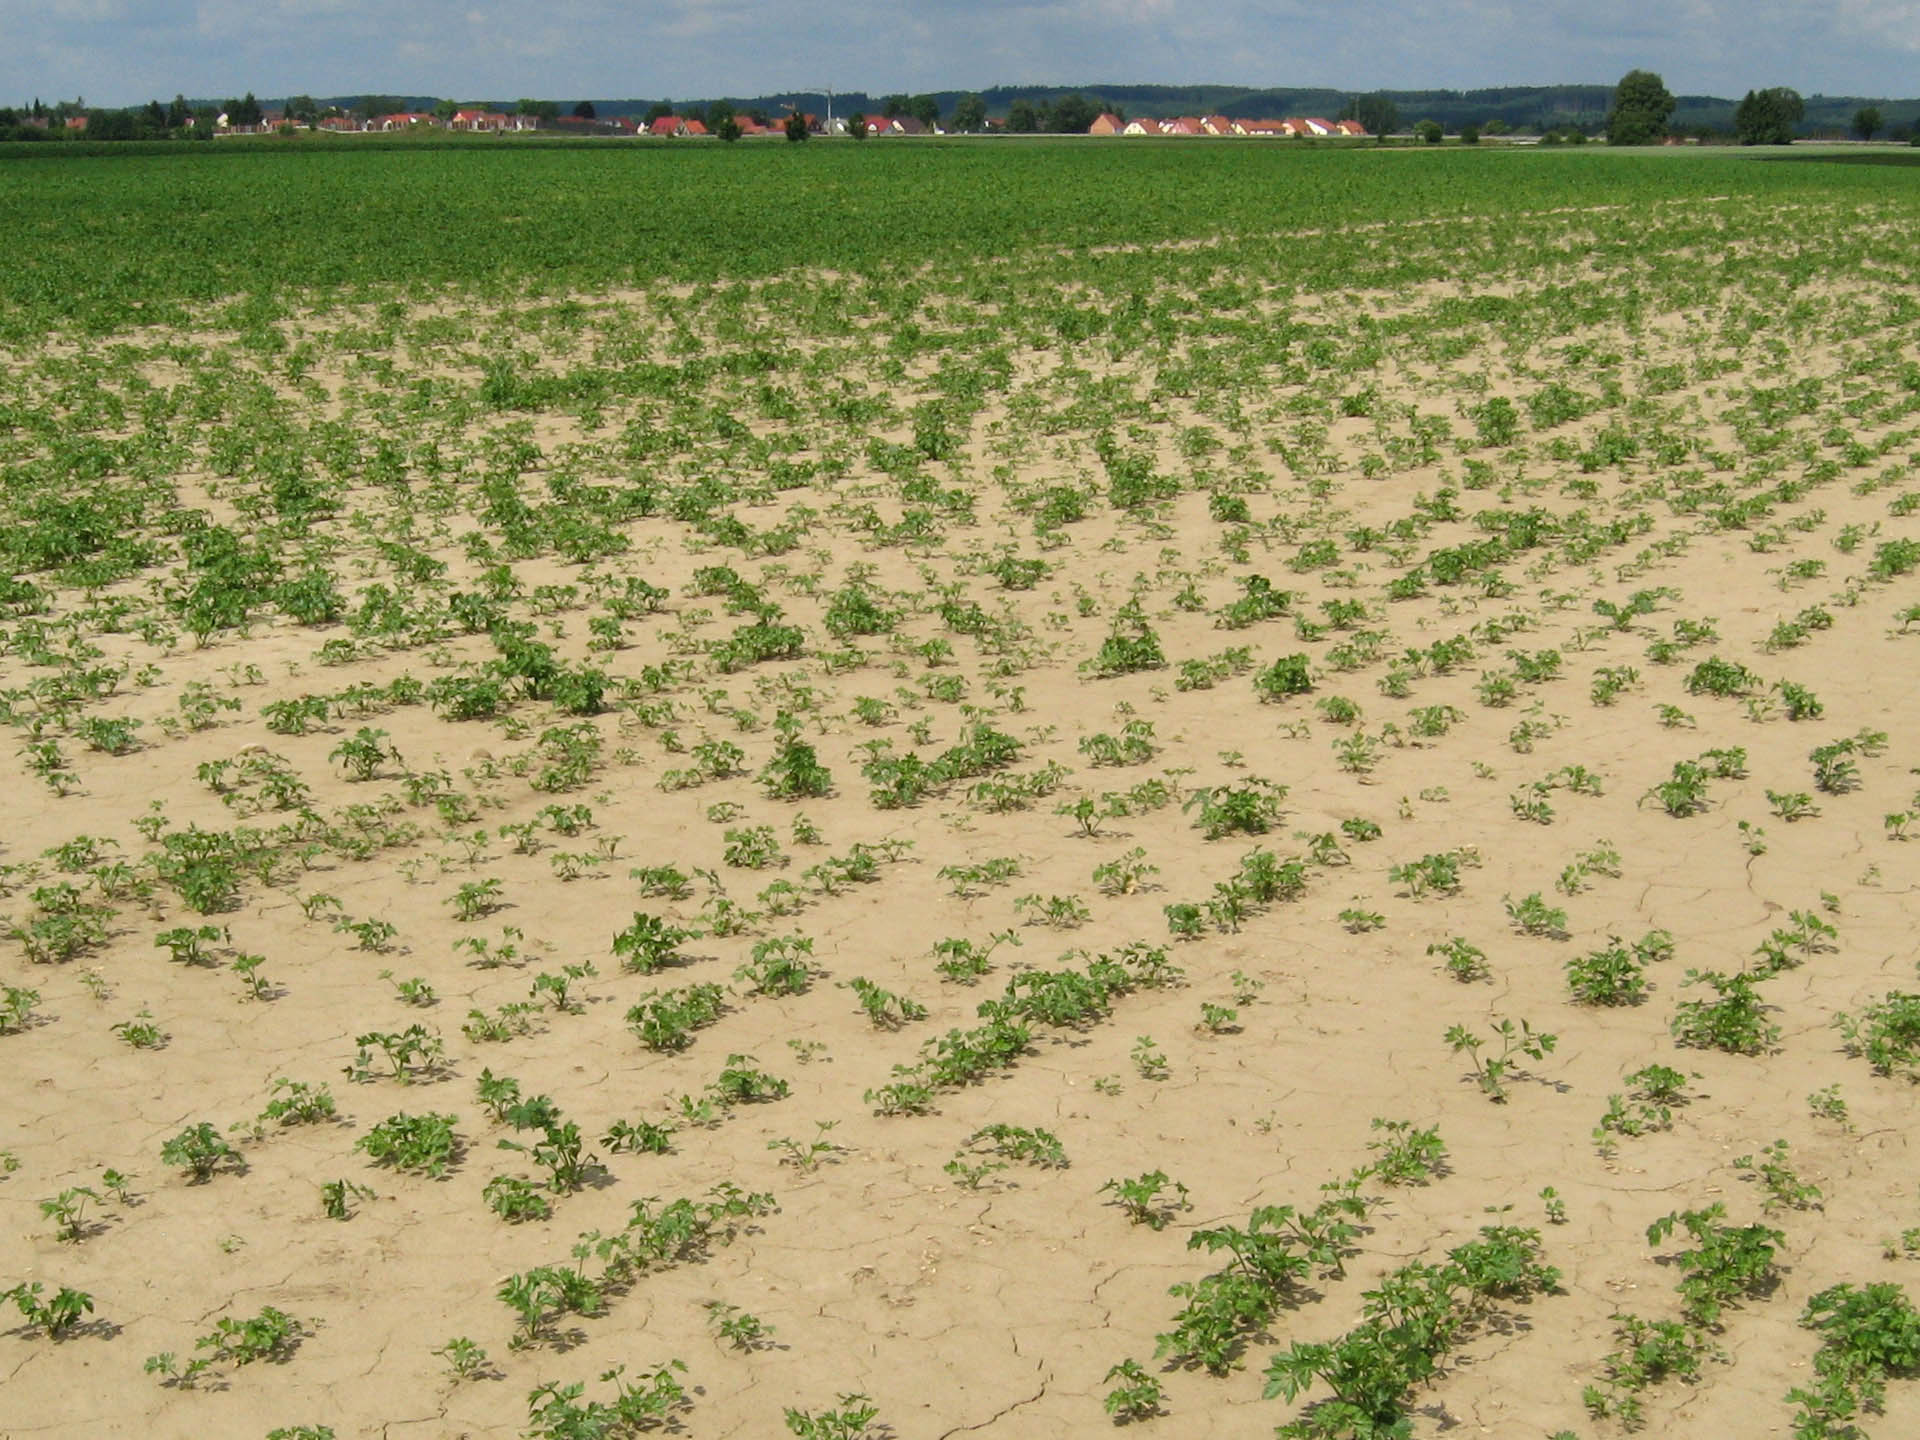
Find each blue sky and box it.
[7,0,1916,107]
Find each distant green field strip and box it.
[0,140,1912,338]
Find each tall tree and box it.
[1340,93,1399,137]
[1007,99,1040,133]
[908,94,940,130]
[1734,88,1803,145]
[951,93,987,133]
[572,100,596,120]
[1605,69,1674,145]
[783,109,809,142]
[1854,105,1884,141]
[1049,93,1100,133]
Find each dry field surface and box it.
[3,151,1919,1440]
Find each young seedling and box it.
[1446,1018,1557,1102]
[1131,1035,1169,1081]
[1503,891,1568,938]
[161,1122,241,1183]
[784,1394,882,1440]
[1428,936,1491,982]
[1366,1119,1447,1186]
[768,1121,841,1172]
[5,1282,94,1338]
[705,1300,777,1351]
[320,1177,375,1220]
[1101,1170,1191,1229]
[1734,1139,1823,1212]
[39,1186,101,1243]
[1103,1359,1167,1421]
[433,1335,491,1380]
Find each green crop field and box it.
[3,138,1920,1440]
[0,138,1910,338]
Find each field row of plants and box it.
[2,145,1918,1438]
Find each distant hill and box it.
[258,85,1920,137]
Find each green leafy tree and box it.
[571,99,596,120]
[433,98,458,122]
[1341,93,1399,137]
[845,112,869,140]
[1050,92,1101,133]
[706,100,734,130]
[909,94,940,130]
[167,93,191,127]
[952,93,987,132]
[642,100,673,123]
[1606,69,1675,145]
[1459,123,1481,144]
[783,109,809,142]
[1008,99,1041,133]
[1735,87,1803,145]
[225,91,263,126]
[1854,105,1884,140]
[1415,119,1443,144]
[716,116,742,143]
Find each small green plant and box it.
[1101,1170,1191,1229]
[483,1174,552,1223]
[1836,990,1920,1079]
[1183,777,1288,838]
[784,1393,882,1440]
[709,1053,790,1106]
[1646,1204,1784,1326]
[1339,906,1385,933]
[1565,938,1649,1006]
[602,1117,676,1155]
[356,1112,458,1177]
[449,877,503,921]
[1672,969,1780,1055]
[768,1120,841,1172]
[1103,1358,1167,1422]
[320,1177,375,1219]
[1446,1018,1557,1102]
[38,1186,101,1243]
[1366,1118,1447,1186]
[5,1282,94,1337]
[433,1335,491,1380]
[161,1122,240,1182]
[329,726,399,780]
[931,929,1018,983]
[1428,936,1490,982]
[1541,1187,1568,1224]
[1131,1035,1169,1080]
[1734,1139,1823,1212]
[706,1299,778,1350]
[1787,1281,1920,1440]
[1503,891,1568,938]
[259,1077,337,1129]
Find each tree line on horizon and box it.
[3,75,1911,145]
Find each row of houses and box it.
[205,108,1368,140]
[1089,113,1367,137]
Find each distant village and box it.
[189,108,1370,138]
